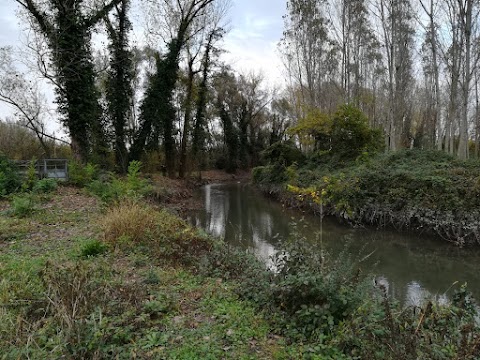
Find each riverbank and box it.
[253,149,480,247]
[0,182,302,358]
[1,167,479,359]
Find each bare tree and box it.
[0,47,68,157]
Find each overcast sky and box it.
[221,0,286,85]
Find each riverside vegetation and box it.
[1,157,480,359]
[253,105,480,247]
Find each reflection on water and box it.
[189,183,480,303]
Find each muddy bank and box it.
[148,170,251,214]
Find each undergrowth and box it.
[100,200,213,266]
[254,149,480,245]
[2,168,480,359]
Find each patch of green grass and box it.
[137,270,284,360]
[79,238,108,258]
[0,216,32,242]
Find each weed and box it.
[85,161,152,204]
[21,159,38,192]
[143,268,161,284]
[0,155,21,196]
[79,239,108,258]
[100,200,157,248]
[9,194,36,217]
[335,284,480,359]
[33,178,58,194]
[68,161,98,187]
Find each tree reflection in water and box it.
[189,183,480,304]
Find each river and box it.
[188,183,480,305]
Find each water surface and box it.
[189,183,480,304]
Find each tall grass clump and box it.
[100,201,213,264]
[100,201,157,248]
[79,238,109,258]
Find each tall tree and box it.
[104,0,134,173]
[191,28,224,169]
[16,0,123,163]
[132,0,216,177]
[280,0,337,110]
[375,0,415,150]
[418,0,442,150]
[455,0,478,159]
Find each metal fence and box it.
[15,159,69,180]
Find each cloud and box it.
[221,2,286,88]
[0,2,21,47]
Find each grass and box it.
[2,176,479,359]
[0,185,296,359]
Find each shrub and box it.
[252,164,288,185]
[330,104,384,160]
[21,159,38,192]
[33,178,58,194]
[269,232,368,340]
[10,194,36,217]
[80,239,108,258]
[0,155,21,196]
[261,141,306,166]
[336,284,480,359]
[68,162,98,187]
[87,161,151,203]
[100,201,158,248]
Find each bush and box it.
[261,141,306,166]
[252,164,288,185]
[330,104,384,160]
[80,239,108,258]
[269,231,368,340]
[336,284,480,359]
[0,155,21,196]
[87,161,151,203]
[33,178,58,194]
[20,159,39,192]
[68,162,98,187]
[10,194,36,217]
[100,201,158,248]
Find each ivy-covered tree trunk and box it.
[131,0,215,178]
[53,6,103,163]
[179,57,196,179]
[218,102,238,173]
[17,0,123,163]
[192,29,219,170]
[105,0,133,173]
[238,102,250,168]
[132,38,183,177]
